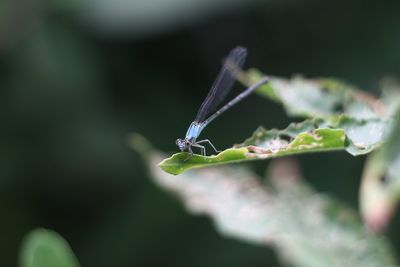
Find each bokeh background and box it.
[1,0,400,266]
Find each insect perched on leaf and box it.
[176,46,269,156]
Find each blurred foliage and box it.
[133,136,397,267]
[19,229,80,267]
[361,108,400,232]
[2,0,400,266]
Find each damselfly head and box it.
[176,138,187,151]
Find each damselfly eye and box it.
[176,138,186,151]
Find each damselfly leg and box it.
[196,139,220,154]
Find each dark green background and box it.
[1,0,400,266]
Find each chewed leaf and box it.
[160,114,393,175]
[243,128,346,154]
[336,116,390,155]
[159,125,346,175]
[249,116,391,157]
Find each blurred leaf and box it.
[360,108,400,232]
[19,228,80,267]
[133,136,397,267]
[246,70,387,119]
[265,76,344,117]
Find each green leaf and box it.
[135,138,397,267]
[159,115,393,175]
[159,124,346,175]
[19,228,81,267]
[158,148,249,175]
